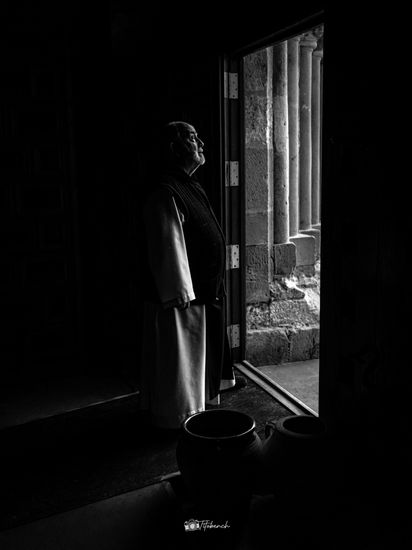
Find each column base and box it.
[290,233,316,269]
[300,227,321,259]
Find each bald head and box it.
[160,121,205,175]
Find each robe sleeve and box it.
[143,187,196,308]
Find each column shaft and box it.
[287,37,300,237]
[299,34,317,230]
[273,41,289,244]
[311,47,323,225]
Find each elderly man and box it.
[140,121,236,429]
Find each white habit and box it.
[140,188,224,429]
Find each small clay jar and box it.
[262,414,329,501]
[176,409,263,519]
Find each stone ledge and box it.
[246,325,320,366]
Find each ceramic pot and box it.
[176,409,263,518]
[262,414,328,499]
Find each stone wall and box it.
[246,264,320,365]
[244,47,274,303]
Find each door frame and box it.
[219,11,324,415]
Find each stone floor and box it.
[0,474,332,550]
[0,473,342,550]
[0,361,318,433]
[0,459,403,550]
[0,372,292,533]
[0,366,406,549]
[0,374,137,430]
[259,359,319,413]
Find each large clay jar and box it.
[176,409,263,521]
[262,414,329,503]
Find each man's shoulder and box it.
[144,184,174,206]
[157,170,189,187]
[143,182,188,218]
[156,173,189,204]
[149,172,180,195]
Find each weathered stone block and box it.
[244,95,272,146]
[289,326,320,362]
[270,279,305,301]
[272,242,296,276]
[290,233,316,266]
[246,212,270,246]
[246,279,270,304]
[246,245,270,302]
[245,148,273,211]
[246,327,289,366]
[246,303,270,330]
[300,228,321,259]
[243,48,272,93]
[269,298,319,327]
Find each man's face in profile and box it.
[178,123,205,171]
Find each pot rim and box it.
[182,408,256,441]
[277,414,327,438]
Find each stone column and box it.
[319,49,323,221]
[273,41,289,245]
[271,42,296,276]
[299,33,317,231]
[290,32,317,273]
[287,36,300,238]
[312,38,323,227]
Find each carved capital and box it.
[314,34,324,58]
[300,32,317,50]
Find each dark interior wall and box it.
[1,4,87,381]
[319,9,409,534]
[320,10,409,429]
[0,2,238,382]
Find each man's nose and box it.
[196,137,204,147]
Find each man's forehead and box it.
[180,123,197,134]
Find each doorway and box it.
[224,21,323,415]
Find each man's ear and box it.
[170,140,186,158]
